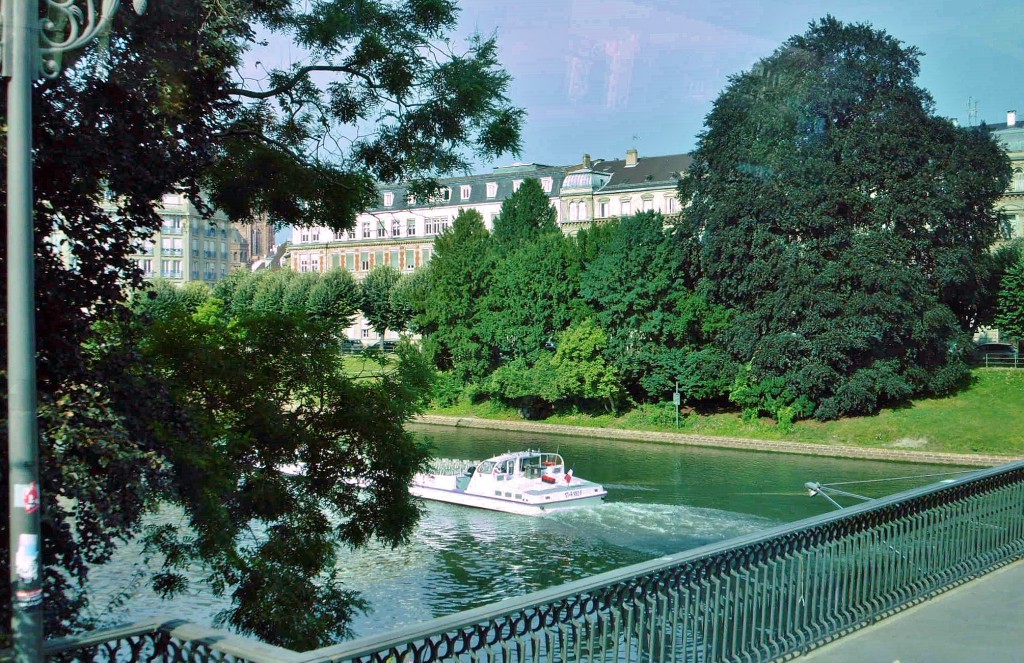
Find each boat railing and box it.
[424,457,479,476]
[27,460,1024,663]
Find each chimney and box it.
[625,148,638,167]
[582,153,591,169]
[1009,110,1017,127]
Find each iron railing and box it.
[28,461,1024,663]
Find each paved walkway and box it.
[797,559,1024,663]
[414,415,1021,467]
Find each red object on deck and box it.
[541,475,557,484]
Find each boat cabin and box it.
[473,451,564,481]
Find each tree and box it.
[490,178,558,251]
[549,320,622,413]
[480,232,588,366]
[133,281,432,648]
[1,0,523,644]
[581,211,732,402]
[360,265,412,342]
[680,17,1010,420]
[418,208,496,381]
[995,254,1024,342]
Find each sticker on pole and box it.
[15,589,42,608]
[14,482,40,513]
[16,534,39,583]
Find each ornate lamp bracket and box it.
[1,0,146,79]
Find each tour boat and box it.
[409,450,607,516]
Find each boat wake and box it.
[547,502,777,556]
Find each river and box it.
[87,423,972,640]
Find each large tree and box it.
[581,211,733,402]
[681,17,1011,420]
[995,253,1024,342]
[132,273,431,648]
[418,208,496,381]
[1,0,522,645]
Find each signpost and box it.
[673,382,681,429]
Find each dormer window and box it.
[540,177,553,193]
[383,192,394,206]
[486,182,498,198]
[460,185,472,199]
[512,179,523,192]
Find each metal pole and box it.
[5,0,44,659]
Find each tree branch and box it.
[231,65,377,99]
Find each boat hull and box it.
[409,483,606,516]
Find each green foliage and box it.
[2,0,524,644]
[995,252,1024,341]
[130,281,431,648]
[418,208,496,381]
[682,16,1009,420]
[581,211,732,402]
[549,320,622,412]
[360,265,412,340]
[481,232,588,364]
[490,178,558,251]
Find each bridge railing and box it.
[35,460,1024,663]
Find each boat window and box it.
[477,461,495,474]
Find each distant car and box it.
[972,343,1018,361]
[382,340,398,353]
[341,339,363,353]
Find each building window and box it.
[347,229,356,239]
[191,239,198,257]
[422,247,432,264]
[374,250,384,267]
[332,254,341,269]
[407,219,416,236]
[620,199,631,216]
[440,187,451,201]
[361,327,370,339]
[642,198,654,212]
[139,259,153,277]
[425,217,446,235]
[346,253,355,271]
[405,249,415,270]
[311,232,319,241]
[512,179,523,192]
[407,193,416,205]
[540,177,553,193]
[301,233,309,242]
[362,222,371,239]
[383,191,394,206]
[390,250,400,268]
[598,200,609,218]
[377,221,386,238]
[664,197,676,213]
[1014,169,1024,192]
[486,182,498,198]
[460,185,472,199]
[391,220,401,237]
[360,252,370,271]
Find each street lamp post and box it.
[2,1,145,660]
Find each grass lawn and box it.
[341,353,397,380]
[427,369,1024,458]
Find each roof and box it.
[589,153,692,193]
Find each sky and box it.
[433,0,1024,168]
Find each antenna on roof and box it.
[966,96,979,126]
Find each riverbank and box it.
[413,414,1021,467]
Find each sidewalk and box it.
[414,415,1020,467]
[797,559,1024,663]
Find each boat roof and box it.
[482,449,561,463]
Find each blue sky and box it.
[444,0,1024,167]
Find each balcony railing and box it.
[28,461,1024,663]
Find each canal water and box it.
[88,423,972,640]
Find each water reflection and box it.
[90,423,972,641]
